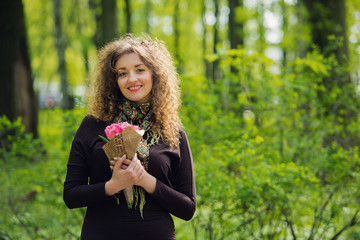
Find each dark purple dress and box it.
[63,116,196,240]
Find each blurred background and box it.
[1,0,360,239]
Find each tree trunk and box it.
[280,0,288,66]
[74,0,91,80]
[202,0,213,83]
[255,2,266,54]
[91,0,119,49]
[0,0,38,137]
[52,0,73,110]
[302,0,353,104]
[296,1,307,58]
[173,0,182,73]
[228,0,244,77]
[228,0,244,49]
[212,0,220,80]
[302,0,358,147]
[102,0,119,42]
[125,0,131,33]
[227,0,244,107]
[145,0,151,33]
[89,0,102,48]
[303,0,349,63]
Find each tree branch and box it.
[308,190,335,240]
[285,213,297,240]
[330,211,359,240]
[8,198,33,239]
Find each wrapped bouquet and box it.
[100,122,145,209]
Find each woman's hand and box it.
[107,154,157,195]
[105,154,146,196]
[109,156,130,171]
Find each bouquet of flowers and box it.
[100,122,145,208]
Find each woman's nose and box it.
[128,71,137,82]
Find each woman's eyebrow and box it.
[116,63,144,71]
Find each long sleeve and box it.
[63,116,110,209]
[149,129,196,221]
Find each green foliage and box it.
[0,110,86,239]
[0,116,43,164]
[7,0,360,238]
[179,48,360,239]
[1,50,360,238]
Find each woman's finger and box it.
[113,155,126,170]
[122,159,131,166]
[132,153,139,161]
[127,155,137,169]
[134,160,144,177]
[110,159,116,167]
[115,154,126,161]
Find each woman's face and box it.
[115,53,153,103]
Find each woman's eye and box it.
[118,72,126,77]
[137,69,145,73]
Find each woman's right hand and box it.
[109,156,130,171]
[105,154,145,196]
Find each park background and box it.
[1,0,360,239]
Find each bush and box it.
[0,110,86,239]
[179,48,360,239]
[0,115,44,164]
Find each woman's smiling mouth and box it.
[128,85,142,91]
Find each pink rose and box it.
[104,124,118,139]
[104,122,140,140]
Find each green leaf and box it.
[98,135,109,143]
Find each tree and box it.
[0,0,38,137]
[202,0,212,83]
[303,0,349,62]
[302,0,358,146]
[228,0,244,49]
[145,0,151,33]
[91,0,119,49]
[227,0,244,103]
[212,0,220,81]
[125,0,132,33]
[302,0,351,88]
[52,0,74,110]
[255,2,266,54]
[173,0,183,73]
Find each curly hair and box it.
[88,34,181,147]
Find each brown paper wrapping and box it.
[102,126,143,208]
[102,126,142,160]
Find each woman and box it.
[63,34,196,239]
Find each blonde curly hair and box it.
[88,34,181,147]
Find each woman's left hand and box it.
[110,154,157,194]
[125,154,147,185]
